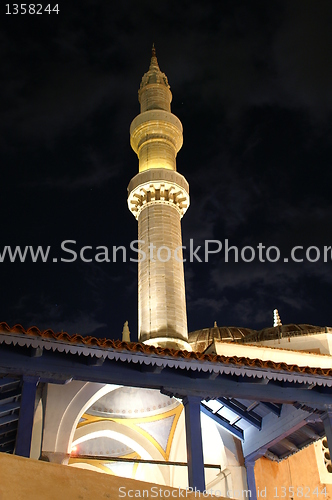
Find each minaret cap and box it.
[139,44,170,93]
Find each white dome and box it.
[75,436,133,457]
[88,387,179,418]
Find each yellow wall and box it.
[0,453,229,500]
[255,444,332,499]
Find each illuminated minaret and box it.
[128,46,191,350]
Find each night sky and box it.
[1,0,332,341]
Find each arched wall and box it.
[41,380,247,494]
[42,381,173,486]
[42,381,120,457]
[72,421,167,486]
[73,420,165,462]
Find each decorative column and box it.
[183,396,205,492]
[15,376,39,457]
[128,46,190,351]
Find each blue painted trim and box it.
[245,460,257,500]
[260,402,282,416]
[201,403,244,440]
[15,376,39,458]
[0,347,331,409]
[183,396,205,492]
[243,404,311,459]
[217,397,262,430]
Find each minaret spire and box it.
[128,49,191,351]
[149,43,159,70]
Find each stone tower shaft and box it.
[128,47,190,350]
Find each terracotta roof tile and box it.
[0,322,332,377]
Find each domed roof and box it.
[242,324,327,343]
[188,323,329,353]
[87,387,179,419]
[188,324,255,353]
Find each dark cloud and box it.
[26,148,120,190]
[2,66,117,141]
[274,0,332,118]
[12,292,106,335]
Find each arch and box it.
[73,420,164,461]
[72,420,167,485]
[42,381,121,455]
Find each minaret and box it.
[128,46,191,351]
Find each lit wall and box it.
[0,453,226,500]
[255,443,332,499]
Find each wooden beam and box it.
[0,347,331,408]
[217,397,262,430]
[183,396,205,492]
[29,347,43,358]
[0,377,20,392]
[15,376,39,458]
[242,404,311,459]
[86,356,104,367]
[260,402,282,416]
[245,460,257,500]
[280,438,299,452]
[201,403,244,440]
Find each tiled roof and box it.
[1,322,332,379]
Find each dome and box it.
[75,436,134,458]
[242,324,327,343]
[87,387,179,418]
[188,323,329,353]
[188,325,255,353]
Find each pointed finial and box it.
[149,43,159,70]
[122,321,131,342]
[214,321,218,327]
[273,309,282,327]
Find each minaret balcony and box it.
[128,169,189,219]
